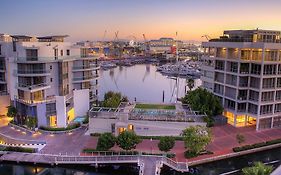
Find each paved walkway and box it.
[1,117,281,164]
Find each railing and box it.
[17,69,50,74]
[73,65,100,70]
[73,75,99,81]
[17,83,50,90]
[14,95,55,105]
[16,55,99,62]
[0,91,8,95]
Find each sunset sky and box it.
[1,0,281,42]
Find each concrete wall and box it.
[37,103,47,127]
[56,96,67,127]
[89,117,206,136]
[73,89,89,117]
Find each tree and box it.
[236,133,245,144]
[96,133,116,151]
[7,105,17,119]
[116,131,141,150]
[242,162,273,175]
[158,136,175,152]
[182,126,212,155]
[182,88,223,127]
[102,91,128,108]
[186,78,195,92]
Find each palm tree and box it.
[242,162,273,175]
[186,78,195,92]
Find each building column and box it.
[256,118,260,131]
[234,115,237,127]
[271,117,274,128]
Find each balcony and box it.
[16,55,99,63]
[0,65,5,72]
[17,83,50,92]
[0,91,8,96]
[14,95,55,106]
[72,64,100,72]
[0,78,6,84]
[16,69,50,77]
[72,75,99,83]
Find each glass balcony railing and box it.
[17,69,50,74]
[72,64,100,70]
[17,83,50,90]
[73,75,99,82]
[16,55,99,62]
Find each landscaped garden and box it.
[135,103,176,110]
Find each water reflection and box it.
[98,64,201,103]
[1,164,137,175]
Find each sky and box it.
[1,0,281,42]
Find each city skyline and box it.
[1,0,281,42]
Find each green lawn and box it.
[135,103,176,110]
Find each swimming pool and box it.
[73,117,85,123]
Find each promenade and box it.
[1,117,281,174]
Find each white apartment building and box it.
[201,29,281,130]
[0,34,99,128]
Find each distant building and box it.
[201,29,281,130]
[149,38,183,55]
[0,34,99,128]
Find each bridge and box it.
[0,152,188,175]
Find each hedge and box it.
[4,146,36,153]
[40,123,80,131]
[233,138,281,152]
[184,150,213,159]
[82,149,175,158]
[139,135,184,141]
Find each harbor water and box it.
[98,64,201,103]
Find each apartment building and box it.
[0,34,99,128]
[201,29,281,130]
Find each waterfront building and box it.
[0,34,99,127]
[149,37,183,55]
[88,103,206,136]
[201,29,281,130]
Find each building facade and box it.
[201,29,281,130]
[0,34,99,128]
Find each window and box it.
[0,44,1,55]
[66,49,70,56]
[60,50,63,56]
[50,78,53,82]
[50,65,52,70]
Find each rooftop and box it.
[209,29,281,43]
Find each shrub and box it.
[236,133,245,144]
[96,133,116,151]
[90,133,101,137]
[158,136,175,152]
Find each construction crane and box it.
[201,35,211,41]
[142,34,150,57]
[99,30,107,55]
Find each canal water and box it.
[98,64,201,103]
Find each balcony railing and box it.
[0,91,8,95]
[16,55,99,62]
[73,64,99,70]
[17,83,49,90]
[17,69,50,74]
[14,95,55,105]
[73,75,99,82]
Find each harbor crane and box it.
[201,35,211,41]
[142,34,150,57]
